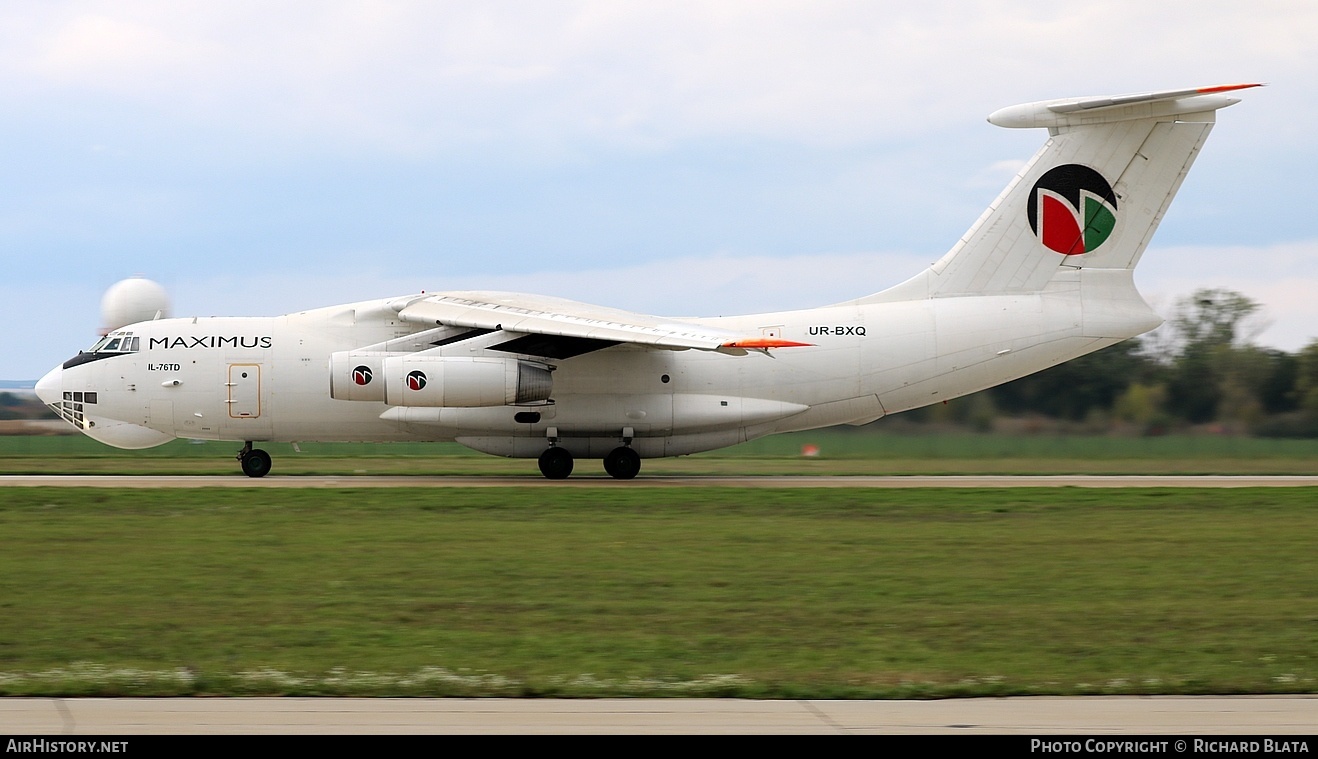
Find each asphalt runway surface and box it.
[5,474,1318,487]
[2,696,1317,734]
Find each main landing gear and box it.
[603,426,641,480]
[603,446,641,480]
[237,441,272,478]
[537,428,642,480]
[537,446,574,479]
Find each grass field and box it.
[1,486,1314,698]
[5,429,1318,475]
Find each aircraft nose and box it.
[35,365,62,405]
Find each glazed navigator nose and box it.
[35,365,61,405]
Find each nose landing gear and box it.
[237,441,272,478]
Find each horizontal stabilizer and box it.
[988,83,1261,129]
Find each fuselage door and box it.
[227,364,262,418]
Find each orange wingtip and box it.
[1196,83,1265,94]
[721,338,814,349]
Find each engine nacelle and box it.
[383,355,553,407]
[329,351,392,402]
[331,353,553,406]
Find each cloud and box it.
[5,1,1314,155]
[34,14,225,88]
[4,2,1315,379]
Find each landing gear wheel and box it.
[240,448,272,478]
[538,446,574,479]
[603,446,641,480]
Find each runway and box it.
[4,474,1318,487]
[3,696,1317,735]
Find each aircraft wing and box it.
[394,291,808,356]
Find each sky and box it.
[4,1,1317,380]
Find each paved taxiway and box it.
[4,696,1317,734]
[5,474,1318,487]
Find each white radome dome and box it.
[101,277,171,334]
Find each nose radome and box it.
[35,365,62,405]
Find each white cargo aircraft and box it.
[36,84,1259,479]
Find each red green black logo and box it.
[352,365,372,386]
[1027,164,1118,255]
[406,370,427,391]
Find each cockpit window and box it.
[84,332,140,354]
[64,331,141,370]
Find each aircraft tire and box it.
[603,446,641,480]
[241,448,273,478]
[538,446,574,479]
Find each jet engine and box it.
[329,351,391,402]
[330,352,552,407]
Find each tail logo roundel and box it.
[1027,164,1118,255]
[406,370,427,391]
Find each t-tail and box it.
[863,83,1262,340]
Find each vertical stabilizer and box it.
[861,84,1260,303]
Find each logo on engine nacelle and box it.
[406,370,427,391]
[352,366,373,386]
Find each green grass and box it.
[1,487,1315,697]
[6,430,1318,475]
